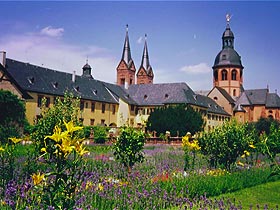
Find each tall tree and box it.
[147,104,204,136]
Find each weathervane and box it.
[226,14,232,24]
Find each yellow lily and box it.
[9,137,22,144]
[0,146,5,152]
[45,125,68,142]
[31,172,45,185]
[64,121,83,133]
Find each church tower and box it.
[116,25,136,88]
[213,15,244,98]
[136,34,154,84]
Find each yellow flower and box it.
[31,172,45,185]
[182,134,200,151]
[0,147,5,152]
[249,144,256,149]
[40,147,47,153]
[97,183,104,191]
[75,144,89,156]
[9,137,22,144]
[56,140,75,157]
[64,121,83,133]
[237,161,244,167]
[244,150,250,156]
[45,125,67,142]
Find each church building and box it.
[208,15,280,123]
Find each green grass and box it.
[213,180,280,209]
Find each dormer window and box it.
[193,95,197,100]
[165,94,169,99]
[144,94,148,99]
[27,76,34,84]
[74,86,80,92]
[92,89,97,95]
[52,81,58,89]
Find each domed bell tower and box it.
[213,14,244,98]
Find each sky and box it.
[1,1,280,93]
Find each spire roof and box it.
[140,34,152,73]
[121,24,132,65]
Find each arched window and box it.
[233,89,236,96]
[232,70,237,80]
[214,70,218,81]
[221,70,228,80]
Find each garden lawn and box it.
[213,180,280,209]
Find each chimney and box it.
[72,71,76,82]
[0,51,6,67]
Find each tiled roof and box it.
[196,94,231,116]
[266,93,280,108]
[244,89,268,105]
[5,59,119,103]
[102,82,137,105]
[127,83,197,106]
[234,88,280,110]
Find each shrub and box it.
[199,120,255,170]
[0,90,27,143]
[93,126,108,144]
[31,92,80,150]
[113,126,145,173]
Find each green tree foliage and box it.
[147,104,204,136]
[113,126,145,172]
[31,92,80,150]
[199,120,255,171]
[253,117,280,135]
[0,90,26,143]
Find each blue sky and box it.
[1,1,280,92]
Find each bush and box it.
[199,120,255,170]
[93,126,108,144]
[113,126,145,172]
[31,92,80,150]
[0,90,27,143]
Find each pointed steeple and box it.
[136,34,154,84]
[116,25,136,87]
[122,24,132,65]
[140,34,152,73]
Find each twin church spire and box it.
[117,25,154,88]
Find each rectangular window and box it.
[37,95,43,107]
[85,102,88,109]
[120,78,125,85]
[80,101,84,111]
[112,104,116,115]
[91,102,95,112]
[90,119,95,126]
[45,97,50,108]
[131,105,135,112]
[37,95,50,107]
[79,118,84,124]
[102,103,106,113]
[101,119,105,125]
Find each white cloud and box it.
[40,26,64,37]
[0,32,118,84]
[180,63,211,74]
